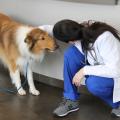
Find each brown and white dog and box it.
[0,13,58,95]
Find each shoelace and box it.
[59,98,68,106]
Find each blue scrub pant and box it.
[63,45,120,108]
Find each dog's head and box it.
[24,28,58,54]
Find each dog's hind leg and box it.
[9,61,26,95]
[27,64,40,95]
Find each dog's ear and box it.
[24,35,38,50]
[24,35,33,44]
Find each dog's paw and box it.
[29,89,40,96]
[18,88,26,95]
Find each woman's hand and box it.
[72,68,85,87]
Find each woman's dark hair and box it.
[53,19,120,52]
[53,19,84,43]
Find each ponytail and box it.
[81,21,120,51]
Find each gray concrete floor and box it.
[0,67,119,120]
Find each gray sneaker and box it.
[53,98,79,117]
[111,106,120,118]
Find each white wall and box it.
[0,0,120,80]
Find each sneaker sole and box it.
[54,107,79,117]
[111,113,120,118]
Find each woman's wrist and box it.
[80,67,85,76]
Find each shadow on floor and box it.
[0,67,119,120]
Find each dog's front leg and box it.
[10,69,26,95]
[27,65,40,95]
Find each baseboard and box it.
[33,72,63,88]
[33,72,90,95]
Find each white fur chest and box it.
[16,57,29,70]
[16,51,45,69]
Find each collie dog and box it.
[0,13,58,95]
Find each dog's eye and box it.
[41,37,45,40]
